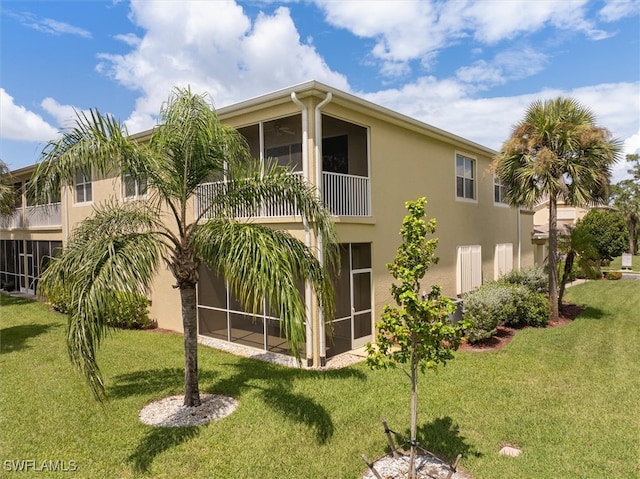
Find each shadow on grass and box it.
[128,426,200,473]
[108,368,220,399]
[578,306,606,320]
[0,293,35,306]
[389,417,481,463]
[0,323,58,354]
[212,357,366,445]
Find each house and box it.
[532,198,616,266]
[0,81,534,366]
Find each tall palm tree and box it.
[493,97,621,319]
[29,88,337,407]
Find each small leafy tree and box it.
[557,224,599,308]
[366,198,465,479]
[577,209,628,267]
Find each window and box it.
[75,169,92,203]
[456,154,475,200]
[456,245,482,295]
[494,243,514,279]
[123,173,147,200]
[494,176,507,205]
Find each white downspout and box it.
[315,92,332,367]
[291,92,314,367]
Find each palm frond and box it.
[28,109,146,205]
[38,201,166,401]
[194,220,335,361]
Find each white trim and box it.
[454,152,478,204]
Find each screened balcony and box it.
[195,113,371,220]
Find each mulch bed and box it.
[460,302,585,352]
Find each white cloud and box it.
[0,89,58,142]
[96,1,348,134]
[314,0,626,78]
[40,98,84,128]
[456,47,548,90]
[599,0,640,22]
[9,11,92,38]
[363,78,639,185]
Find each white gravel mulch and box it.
[362,452,472,479]
[139,393,238,427]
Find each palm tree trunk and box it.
[180,285,201,407]
[548,197,559,320]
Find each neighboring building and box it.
[532,198,615,266]
[0,81,534,366]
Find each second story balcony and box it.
[0,203,62,230]
[195,172,370,221]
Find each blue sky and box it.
[1,0,639,182]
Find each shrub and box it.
[45,283,73,314]
[604,271,623,280]
[497,266,548,293]
[46,287,154,329]
[462,284,515,343]
[104,292,155,329]
[507,286,550,328]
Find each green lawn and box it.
[604,253,640,272]
[1,281,639,478]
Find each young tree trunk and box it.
[408,356,418,479]
[629,219,637,255]
[181,285,201,407]
[548,197,559,321]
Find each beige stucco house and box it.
[1,81,534,366]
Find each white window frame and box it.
[74,169,92,204]
[456,245,482,295]
[493,175,508,206]
[455,153,476,202]
[123,172,148,201]
[494,243,514,280]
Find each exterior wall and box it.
[3,82,536,366]
[319,100,533,327]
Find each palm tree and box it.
[557,224,598,308]
[29,88,337,407]
[0,159,14,217]
[493,97,621,319]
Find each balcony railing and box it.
[322,172,370,217]
[0,203,62,229]
[196,172,371,220]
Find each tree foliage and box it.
[30,87,337,406]
[558,224,599,308]
[610,154,640,254]
[493,97,622,320]
[577,209,628,263]
[0,159,14,217]
[366,198,464,479]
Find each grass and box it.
[603,253,640,272]
[1,281,639,478]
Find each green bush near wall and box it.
[463,268,550,343]
[46,287,155,329]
